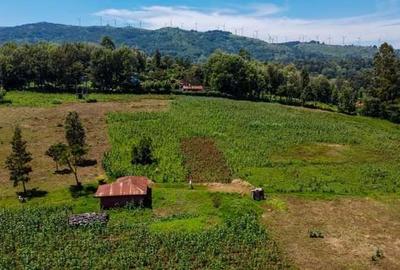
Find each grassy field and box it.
[1,92,400,269]
[104,97,400,195]
[2,91,170,107]
[0,189,289,269]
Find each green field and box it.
[104,97,400,195]
[2,91,170,107]
[2,92,400,269]
[0,184,290,269]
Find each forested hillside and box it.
[0,22,379,62]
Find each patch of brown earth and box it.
[0,99,169,199]
[180,137,231,183]
[205,179,254,195]
[263,196,400,270]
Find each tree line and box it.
[0,37,399,121]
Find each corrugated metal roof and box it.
[95,176,150,198]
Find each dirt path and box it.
[263,196,400,269]
[0,100,169,199]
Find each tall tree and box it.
[5,127,32,195]
[100,36,116,50]
[337,83,357,114]
[153,49,161,69]
[65,112,87,186]
[373,43,399,101]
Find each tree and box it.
[131,137,155,165]
[239,48,251,61]
[45,143,68,172]
[65,112,86,153]
[64,112,88,186]
[310,75,333,103]
[58,144,80,186]
[204,51,252,97]
[100,36,116,50]
[153,49,161,69]
[50,43,90,90]
[337,84,356,114]
[5,127,32,195]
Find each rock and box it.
[251,188,265,201]
[68,212,109,227]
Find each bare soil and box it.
[180,137,231,183]
[263,196,400,270]
[0,100,169,199]
[204,179,254,195]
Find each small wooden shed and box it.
[95,176,152,209]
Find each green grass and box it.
[1,91,170,107]
[104,96,400,195]
[0,207,287,269]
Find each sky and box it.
[1,0,400,47]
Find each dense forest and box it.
[0,36,399,123]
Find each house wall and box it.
[100,188,152,209]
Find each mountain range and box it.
[0,22,380,62]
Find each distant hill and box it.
[0,22,380,62]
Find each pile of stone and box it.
[68,212,109,227]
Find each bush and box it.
[309,229,324,238]
[131,137,156,165]
[372,248,384,262]
[360,96,383,117]
[0,88,6,103]
[382,103,400,123]
[86,98,98,103]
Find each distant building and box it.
[180,81,204,92]
[182,85,204,92]
[95,176,152,209]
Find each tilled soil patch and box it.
[181,137,231,183]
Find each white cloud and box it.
[94,3,400,48]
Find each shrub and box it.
[382,103,400,123]
[360,96,383,117]
[372,248,384,262]
[211,193,222,208]
[0,88,6,103]
[131,137,156,165]
[86,98,98,103]
[309,229,324,238]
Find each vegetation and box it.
[360,43,400,122]
[0,22,380,62]
[0,187,289,269]
[4,127,33,195]
[131,137,156,166]
[1,37,399,123]
[45,112,88,186]
[0,87,5,102]
[104,97,400,195]
[63,112,87,185]
[46,143,68,172]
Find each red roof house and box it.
[182,85,204,92]
[95,176,152,209]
